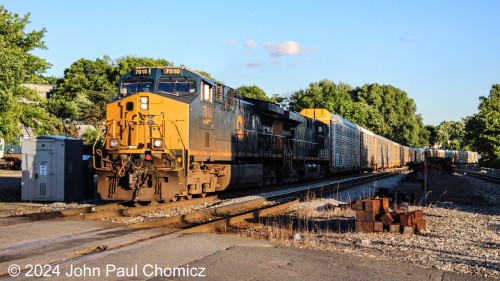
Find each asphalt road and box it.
[0,170,21,179]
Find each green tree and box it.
[113,56,172,83]
[465,84,500,161]
[286,80,429,147]
[0,6,58,140]
[426,125,438,147]
[352,84,425,147]
[50,57,115,125]
[288,80,354,115]
[416,115,430,147]
[435,120,465,150]
[238,85,272,102]
[50,56,173,126]
[462,115,479,151]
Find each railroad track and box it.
[0,202,127,227]
[455,169,500,184]
[0,171,399,278]
[2,169,400,226]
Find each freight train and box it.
[93,66,478,201]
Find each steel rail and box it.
[0,172,397,278]
[65,195,219,221]
[455,169,500,184]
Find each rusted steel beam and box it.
[180,199,299,234]
[128,198,268,229]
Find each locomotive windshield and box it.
[158,79,196,96]
[120,81,154,95]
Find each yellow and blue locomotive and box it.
[95,66,329,201]
[94,66,479,202]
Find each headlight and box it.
[109,139,119,148]
[153,139,163,148]
[140,96,149,110]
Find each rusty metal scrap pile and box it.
[355,198,426,234]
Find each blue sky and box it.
[4,1,500,125]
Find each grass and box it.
[226,194,359,248]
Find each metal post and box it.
[423,150,428,205]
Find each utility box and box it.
[22,136,84,201]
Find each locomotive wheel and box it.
[179,195,193,200]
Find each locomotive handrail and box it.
[238,128,283,138]
[215,93,241,112]
[170,120,186,172]
[92,120,108,171]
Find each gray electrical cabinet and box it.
[22,136,84,201]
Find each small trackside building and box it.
[22,136,84,201]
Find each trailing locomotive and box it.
[94,66,478,202]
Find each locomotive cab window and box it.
[201,83,213,102]
[120,81,153,95]
[158,79,196,96]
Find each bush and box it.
[426,157,453,172]
[407,161,423,172]
[480,157,500,169]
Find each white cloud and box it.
[271,59,280,65]
[263,41,303,57]
[245,40,257,49]
[247,62,263,67]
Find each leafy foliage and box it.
[351,84,427,147]
[50,56,172,126]
[425,125,438,147]
[113,56,172,83]
[238,85,273,102]
[288,80,428,147]
[464,84,500,162]
[0,6,60,141]
[435,120,466,150]
[288,80,354,115]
